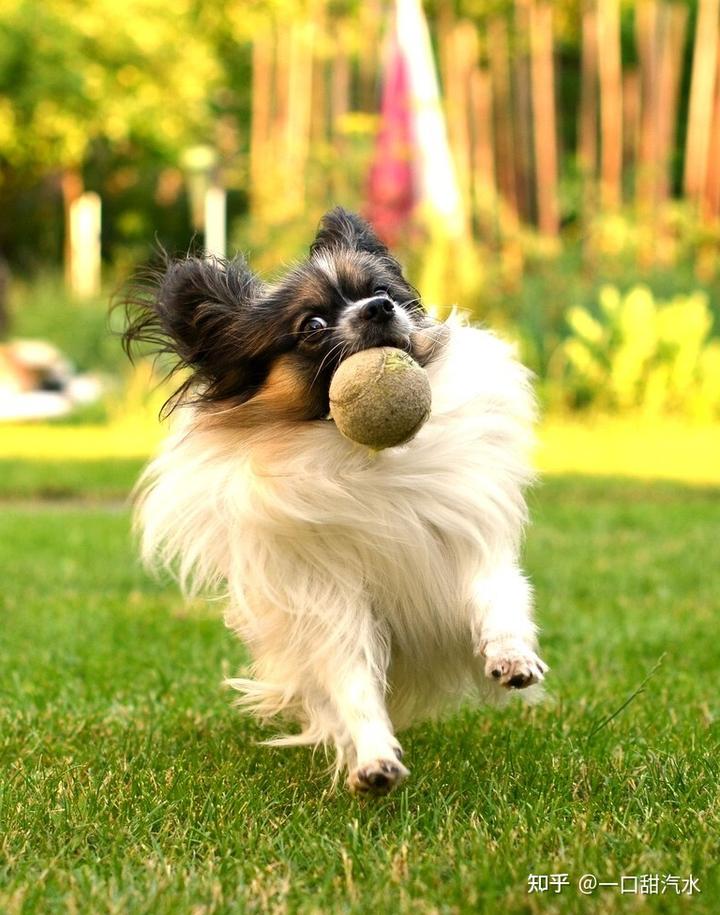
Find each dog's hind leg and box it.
[277,595,409,795]
[313,653,408,796]
[233,615,408,793]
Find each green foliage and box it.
[0,0,226,265]
[8,258,720,425]
[554,285,720,418]
[0,0,218,172]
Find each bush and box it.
[550,284,720,419]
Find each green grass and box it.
[1,476,719,913]
[0,458,145,500]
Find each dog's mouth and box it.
[335,297,414,355]
[332,321,447,377]
[345,328,413,357]
[334,303,416,369]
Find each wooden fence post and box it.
[597,0,623,210]
[656,3,688,205]
[529,0,559,236]
[469,66,498,242]
[684,0,720,207]
[704,50,720,220]
[579,2,599,230]
[488,17,519,225]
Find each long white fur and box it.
[134,313,540,779]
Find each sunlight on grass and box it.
[2,414,720,484]
[0,419,164,460]
[538,417,720,485]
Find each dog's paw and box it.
[348,757,409,796]
[482,640,548,690]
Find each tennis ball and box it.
[329,347,432,450]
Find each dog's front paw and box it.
[482,639,548,690]
[348,757,409,796]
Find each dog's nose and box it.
[359,296,395,322]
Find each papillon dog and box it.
[122,207,548,795]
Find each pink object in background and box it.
[365,40,416,246]
[365,0,464,245]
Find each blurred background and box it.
[1,0,720,489]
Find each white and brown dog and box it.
[122,207,548,795]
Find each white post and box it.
[69,192,101,298]
[204,185,227,259]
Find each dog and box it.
[122,207,548,795]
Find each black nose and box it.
[359,297,395,322]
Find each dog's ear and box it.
[311,207,391,259]
[120,254,265,407]
[151,256,261,367]
[311,206,411,284]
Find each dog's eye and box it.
[373,287,389,297]
[299,315,328,336]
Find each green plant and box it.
[552,284,720,418]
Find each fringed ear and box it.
[119,254,265,410]
[310,207,391,259]
[310,206,413,290]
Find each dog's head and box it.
[122,207,444,421]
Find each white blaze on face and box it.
[337,296,413,340]
[311,252,339,285]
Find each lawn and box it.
[3,417,720,495]
[1,471,719,913]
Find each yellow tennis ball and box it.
[329,347,432,449]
